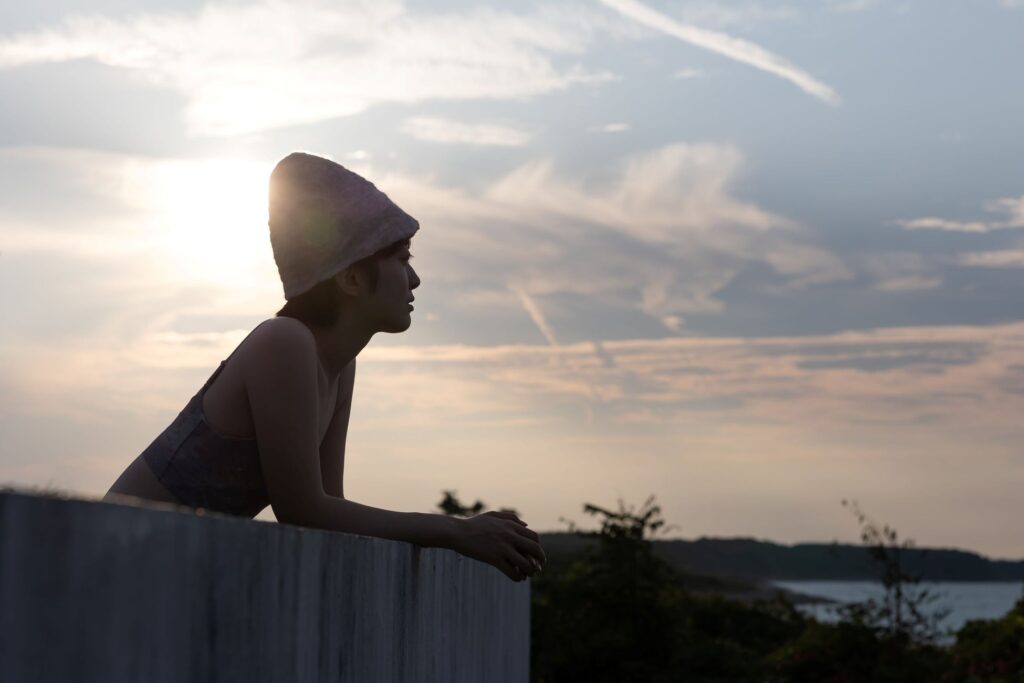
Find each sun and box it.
[144,158,276,289]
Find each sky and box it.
[1,0,1023,558]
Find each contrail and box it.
[598,0,841,105]
[512,287,561,347]
[511,286,601,424]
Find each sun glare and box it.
[144,159,275,288]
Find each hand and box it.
[452,511,547,582]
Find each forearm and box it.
[280,495,463,550]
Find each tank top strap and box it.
[196,319,275,395]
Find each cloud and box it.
[400,117,532,147]
[7,314,1023,554]
[896,218,993,233]
[896,195,1024,233]
[0,142,848,358]
[483,143,792,241]
[958,250,1024,268]
[596,0,841,105]
[862,252,943,292]
[666,2,800,28]
[314,321,1024,432]
[875,276,942,291]
[827,0,880,12]
[380,142,850,325]
[672,68,703,80]
[0,147,278,293]
[8,285,1021,435]
[0,0,613,136]
[512,287,560,346]
[590,122,631,133]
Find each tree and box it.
[840,499,950,643]
[435,490,518,517]
[531,496,685,682]
[437,490,485,517]
[532,496,809,682]
[947,595,1024,680]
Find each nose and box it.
[409,264,421,291]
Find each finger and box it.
[504,548,535,579]
[509,535,546,567]
[496,557,524,582]
[493,511,526,526]
[513,524,541,544]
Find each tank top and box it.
[140,323,270,517]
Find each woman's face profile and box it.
[370,245,420,333]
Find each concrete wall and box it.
[0,491,529,683]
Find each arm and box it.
[318,357,355,499]
[288,496,545,581]
[244,319,545,580]
[313,358,454,545]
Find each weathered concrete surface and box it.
[0,491,529,683]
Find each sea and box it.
[774,580,1024,640]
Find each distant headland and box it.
[539,533,1024,582]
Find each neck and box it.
[307,309,374,379]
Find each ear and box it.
[334,266,367,297]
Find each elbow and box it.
[272,499,326,529]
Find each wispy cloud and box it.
[383,142,850,325]
[0,0,612,136]
[8,292,1021,434]
[590,122,631,133]
[400,117,532,147]
[672,68,704,80]
[862,252,943,291]
[827,0,880,13]
[596,0,841,105]
[668,2,799,28]
[482,143,793,241]
[1,142,849,358]
[958,249,1024,268]
[896,195,1024,233]
[512,287,560,346]
[897,218,992,233]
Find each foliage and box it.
[437,490,485,517]
[945,596,1024,682]
[531,497,812,682]
[532,497,682,682]
[767,620,949,682]
[435,489,518,518]
[840,499,951,643]
[433,490,1021,681]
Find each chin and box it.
[380,314,412,334]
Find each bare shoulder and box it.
[231,318,321,409]
[236,317,317,371]
[240,318,320,422]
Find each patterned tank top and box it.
[141,323,270,517]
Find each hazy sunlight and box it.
[143,159,273,286]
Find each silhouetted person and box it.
[106,152,544,582]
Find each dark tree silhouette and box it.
[436,490,518,518]
[840,499,951,643]
[437,490,486,517]
[531,496,956,682]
